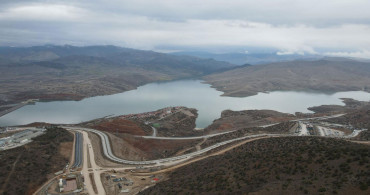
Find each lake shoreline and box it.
[1,80,370,128]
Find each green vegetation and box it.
[141,137,370,194]
[0,127,73,195]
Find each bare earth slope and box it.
[204,58,370,97]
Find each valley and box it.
[0,46,370,195]
[2,0,370,194]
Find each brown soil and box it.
[91,118,149,136]
[59,141,73,159]
[204,109,296,134]
[109,132,200,161]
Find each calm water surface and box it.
[1,80,370,128]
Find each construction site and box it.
[1,106,368,195]
[32,105,370,194]
[0,127,46,150]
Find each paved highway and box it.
[71,132,83,168]
[61,114,352,165]
[64,126,281,165]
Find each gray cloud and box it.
[1,0,370,57]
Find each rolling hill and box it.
[172,51,320,65]
[204,58,370,97]
[141,137,370,194]
[0,45,234,106]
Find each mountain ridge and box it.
[204,58,370,97]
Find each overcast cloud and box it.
[1,0,370,57]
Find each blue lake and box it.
[0,80,370,128]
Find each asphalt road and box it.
[71,132,83,168]
[64,126,280,165]
[61,113,355,166]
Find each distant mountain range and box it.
[204,57,370,97]
[171,51,321,65]
[2,45,370,107]
[0,45,235,105]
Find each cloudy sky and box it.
[1,0,370,57]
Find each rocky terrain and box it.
[0,127,73,195]
[308,98,370,114]
[204,58,370,97]
[142,137,370,195]
[154,108,201,137]
[81,107,200,137]
[204,109,296,134]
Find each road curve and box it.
[140,113,346,140]
[63,126,281,165]
[61,114,350,165]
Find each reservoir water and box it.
[0,80,370,128]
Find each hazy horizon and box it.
[1,0,370,58]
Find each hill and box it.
[204,58,370,97]
[141,137,370,195]
[172,51,320,65]
[0,45,234,106]
[0,127,73,195]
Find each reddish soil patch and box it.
[110,133,200,160]
[216,123,233,130]
[92,118,147,136]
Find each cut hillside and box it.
[141,137,370,195]
[103,132,200,161]
[82,117,152,136]
[204,58,370,97]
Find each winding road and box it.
[63,126,284,165]
[62,113,351,165]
